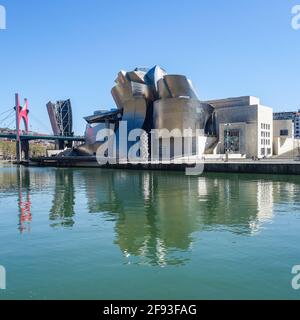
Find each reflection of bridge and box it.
[17,167,32,234]
[0,133,85,142]
[0,94,85,163]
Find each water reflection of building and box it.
[80,170,280,266]
[3,164,299,265]
[250,181,274,233]
[49,169,75,228]
[195,176,275,235]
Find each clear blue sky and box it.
[0,0,300,134]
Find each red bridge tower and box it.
[15,93,30,163]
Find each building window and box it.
[261,148,265,155]
[267,148,271,155]
[280,130,289,136]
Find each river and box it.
[0,163,300,299]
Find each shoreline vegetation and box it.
[0,140,50,161]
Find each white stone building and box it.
[273,111,300,139]
[204,96,273,158]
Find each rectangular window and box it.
[280,130,289,136]
[267,148,271,155]
[261,148,265,155]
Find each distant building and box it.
[204,96,273,158]
[46,99,73,137]
[273,111,300,139]
[46,99,73,149]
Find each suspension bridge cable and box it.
[0,110,15,126]
[4,118,16,130]
[29,113,52,134]
[0,108,14,117]
[0,108,14,118]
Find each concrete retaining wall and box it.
[29,157,300,175]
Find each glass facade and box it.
[224,129,240,153]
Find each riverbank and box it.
[28,156,300,175]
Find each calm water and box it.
[0,163,300,300]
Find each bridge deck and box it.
[0,133,85,142]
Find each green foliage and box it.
[0,140,53,159]
[0,141,16,160]
[30,143,48,157]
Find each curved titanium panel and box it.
[153,98,213,134]
[187,79,200,100]
[126,71,147,84]
[112,82,154,109]
[131,82,154,100]
[164,75,198,99]
[116,97,150,159]
[111,83,133,109]
[115,71,128,85]
[145,65,167,90]
[157,78,171,99]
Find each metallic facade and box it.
[80,66,214,159]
